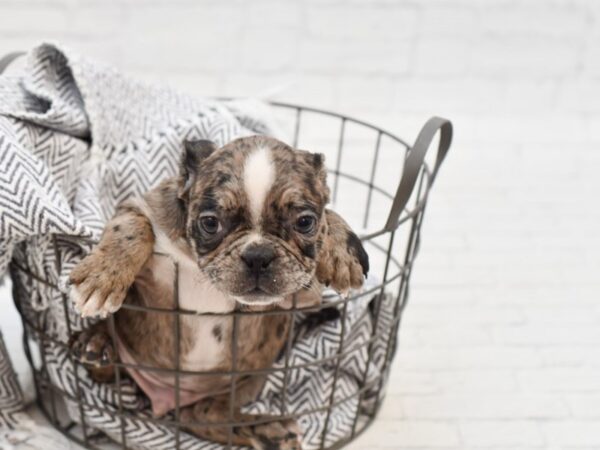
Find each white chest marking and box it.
[146,251,234,372]
[132,197,236,372]
[243,146,275,226]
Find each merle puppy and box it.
[69,136,369,450]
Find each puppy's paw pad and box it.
[252,419,302,450]
[69,329,115,367]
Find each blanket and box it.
[0,44,393,449]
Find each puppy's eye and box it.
[199,215,221,235]
[295,214,317,234]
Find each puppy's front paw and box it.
[316,210,369,295]
[251,419,302,450]
[317,240,367,295]
[69,252,131,318]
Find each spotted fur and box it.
[68,136,368,449]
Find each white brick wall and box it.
[1,0,599,448]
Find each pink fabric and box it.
[116,336,208,417]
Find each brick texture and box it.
[0,0,599,449]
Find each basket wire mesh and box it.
[10,103,452,450]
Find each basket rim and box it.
[268,100,412,149]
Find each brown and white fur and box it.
[68,136,369,450]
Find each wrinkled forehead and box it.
[190,136,326,221]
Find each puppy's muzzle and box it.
[241,244,277,280]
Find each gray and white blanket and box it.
[0,44,393,449]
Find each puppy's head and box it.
[178,136,363,306]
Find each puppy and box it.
[68,136,369,450]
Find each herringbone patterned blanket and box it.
[0,44,392,449]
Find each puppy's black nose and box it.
[241,245,276,277]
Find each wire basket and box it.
[10,103,452,450]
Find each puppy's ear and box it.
[312,153,328,195]
[316,209,369,293]
[179,140,217,199]
[304,151,327,180]
[297,150,329,202]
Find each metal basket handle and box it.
[0,51,25,74]
[384,116,452,232]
